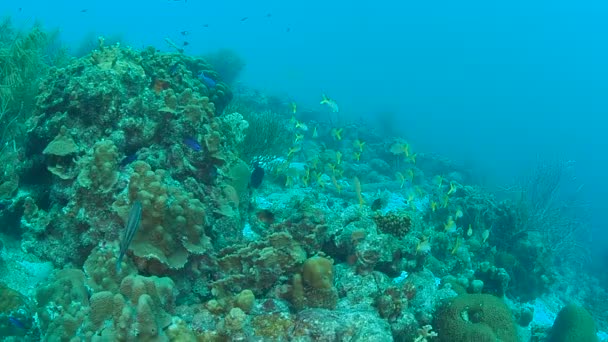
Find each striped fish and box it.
[116,200,142,272]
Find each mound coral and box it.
[112,160,210,273]
[434,294,517,342]
[548,304,598,342]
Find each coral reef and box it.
[0,25,604,342]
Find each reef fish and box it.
[183,137,202,151]
[0,199,12,210]
[8,317,27,330]
[198,71,216,88]
[116,201,142,271]
[120,153,138,167]
[320,94,339,112]
[250,163,265,188]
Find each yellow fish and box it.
[405,169,414,183]
[294,133,304,144]
[389,141,410,156]
[291,101,297,114]
[327,163,336,174]
[408,153,417,164]
[331,128,343,141]
[335,168,344,178]
[353,151,361,162]
[441,194,449,208]
[302,168,311,187]
[336,151,342,165]
[407,191,415,203]
[312,171,325,188]
[312,126,318,138]
[354,139,365,152]
[320,94,339,112]
[433,175,443,189]
[295,120,308,131]
[467,224,473,237]
[444,216,457,233]
[331,174,342,194]
[416,238,431,254]
[482,229,490,243]
[451,237,462,255]
[430,201,437,212]
[447,181,458,195]
[455,208,463,219]
[395,172,405,188]
[353,177,364,208]
[287,145,301,157]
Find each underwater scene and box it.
[0,1,607,341]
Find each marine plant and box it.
[238,109,291,163]
[203,48,246,84]
[0,18,63,154]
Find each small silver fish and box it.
[116,200,142,271]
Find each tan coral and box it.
[42,126,79,156]
[77,274,177,341]
[77,139,119,192]
[43,126,80,179]
[113,160,210,272]
[213,232,307,297]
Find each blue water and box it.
[4,0,606,279]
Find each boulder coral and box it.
[434,293,517,342]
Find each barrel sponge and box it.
[302,256,334,290]
[434,294,517,342]
[548,304,598,342]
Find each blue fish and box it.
[183,137,202,151]
[250,163,264,188]
[8,316,27,330]
[0,199,11,210]
[120,153,138,167]
[197,71,216,88]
